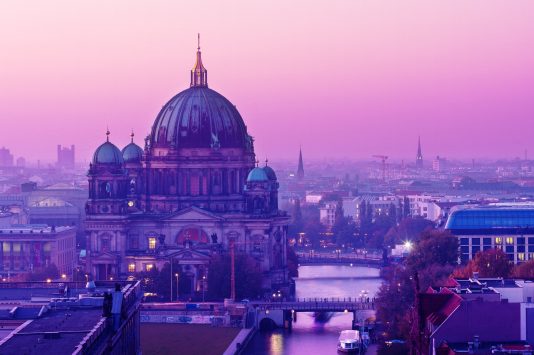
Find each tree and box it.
[406,230,458,271]
[454,248,512,278]
[402,196,410,218]
[375,265,415,340]
[514,260,534,278]
[384,217,435,248]
[287,247,299,278]
[288,199,304,242]
[207,254,263,300]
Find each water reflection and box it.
[244,265,382,355]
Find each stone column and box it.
[20,242,25,270]
[9,242,14,271]
[30,241,35,271]
[0,241,3,271]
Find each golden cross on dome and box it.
[130,130,135,143]
[106,127,110,142]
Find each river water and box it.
[244,265,383,355]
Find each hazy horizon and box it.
[1,1,534,163]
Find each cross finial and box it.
[255,159,259,167]
[197,33,200,50]
[130,130,135,143]
[106,126,110,142]
[265,158,268,166]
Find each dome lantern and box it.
[191,34,208,87]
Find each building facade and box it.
[85,44,290,296]
[446,203,534,264]
[0,225,76,276]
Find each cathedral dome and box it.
[149,46,251,150]
[262,165,277,181]
[122,132,143,163]
[92,131,124,165]
[247,167,269,182]
[93,142,124,165]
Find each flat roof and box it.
[0,308,103,355]
[446,203,534,231]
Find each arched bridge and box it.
[297,255,383,267]
[250,297,375,312]
[250,298,375,330]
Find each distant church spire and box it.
[297,147,304,180]
[190,33,208,87]
[416,136,423,169]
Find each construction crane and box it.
[372,155,388,182]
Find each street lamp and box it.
[202,275,206,302]
[61,274,67,280]
[175,273,179,302]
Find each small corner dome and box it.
[247,167,269,182]
[262,166,277,181]
[122,142,143,163]
[92,142,124,165]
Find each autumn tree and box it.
[514,260,534,278]
[454,248,512,278]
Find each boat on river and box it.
[337,330,367,353]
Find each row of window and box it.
[460,237,533,246]
[460,245,531,254]
[128,263,153,273]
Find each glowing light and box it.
[404,241,413,251]
[61,274,67,279]
[46,278,52,283]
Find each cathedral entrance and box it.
[96,264,113,280]
[178,272,195,300]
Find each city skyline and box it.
[1,1,534,162]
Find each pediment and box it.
[92,251,118,262]
[163,206,224,222]
[168,248,211,261]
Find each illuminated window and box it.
[530,253,534,260]
[148,237,156,250]
[506,237,514,245]
[128,263,136,273]
[518,253,525,261]
[495,237,502,245]
[145,264,154,272]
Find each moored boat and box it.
[337,330,366,353]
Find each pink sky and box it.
[1,0,534,164]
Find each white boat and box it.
[337,330,366,354]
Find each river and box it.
[244,265,383,354]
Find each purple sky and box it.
[1,1,534,164]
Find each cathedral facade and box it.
[84,44,289,297]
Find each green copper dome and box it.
[247,167,269,182]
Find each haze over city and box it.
[1,0,534,163]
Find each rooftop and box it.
[0,225,74,235]
[446,203,534,231]
[0,308,103,355]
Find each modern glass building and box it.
[445,203,534,264]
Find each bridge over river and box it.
[296,253,384,267]
[249,297,375,330]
